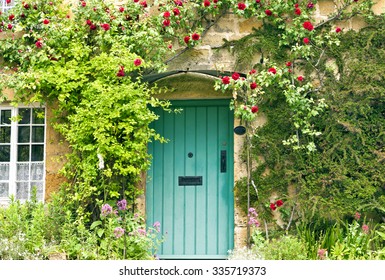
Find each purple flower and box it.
[101,204,113,216]
[137,228,147,236]
[153,221,161,232]
[114,227,125,238]
[248,216,260,227]
[117,199,127,211]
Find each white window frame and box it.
[1,0,16,13]
[0,105,46,205]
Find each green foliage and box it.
[259,235,308,260]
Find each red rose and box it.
[251,105,259,113]
[256,0,261,3]
[140,1,148,8]
[303,37,310,44]
[23,3,30,9]
[86,19,92,25]
[204,0,211,7]
[43,19,50,25]
[270,203,277,211]
[163,19,170,27]
[222,76,230,84]
[268,67,276,74]
[192,33,200,41]
[335,27,342,33]
[163,11,171,18]
[276,200,284,207]
[101,23,110,31]
[286,61,292,67]
[134,58,142,66]
[307,2,314,9]
[250,82,257,90]
[90,24,97,30]
[265,9,272,16]
[295,8,301,15]
[303,21,314,31]
[249,69,256,74]
[6,0,11,3]
[175,0,183,6]
[232,72,240,80]
[294,3,299,8]
[8,14,15,21]
[119,7,125,12]
[7,23,12,30]
[81,1,86,7]
[238,2,246,10]
[117,66,125,77]
[173,8,180,16]
[297,76,304,82]
[168,44,172,49]
[35,40,43,48]
[184,35,190,44]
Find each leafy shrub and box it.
[260,235,308,260]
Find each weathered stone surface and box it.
[167,48,212,71]
[239,18,263,34]
[318,0,336,16]
[373,1,385,15]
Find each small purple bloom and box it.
[117,199,127,211]
[137,228,147,236]
[153,221,161,232]
[101,204,113,216]
[114,227,125,238]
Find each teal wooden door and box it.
[146,99,234,259]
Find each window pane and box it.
[32,108,45,124]
[0,163,10,180]
[0,183,9,198]
[19,108,31,124]
[17,145,30,162]
[31,145,44,161]
[32,126,44,143]
[0,145,10,162]
[17,163,30,181]
[1,110,11,125]
[18,126,30,143]
[31,163,44,180]
[30,182,44,201]
[0,127,11,143]
[16,182,29,200]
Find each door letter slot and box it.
[221,150,227,173]
[178,176,203,186]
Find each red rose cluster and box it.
[270,199,284,211]
[303,21,314,31]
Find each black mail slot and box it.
[178,176,203,186]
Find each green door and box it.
[146,99,234,259]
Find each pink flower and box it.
[43,19,50,25]
[222,76,230,84]
[297,76,304,82]
[173,8,181,16]
[303,21,314,31]
[81,1,86,7]
[163,19,170,27]
[137,228,147,235]
[318,249,327,260]
[270,203,277,211]
[268,67,277,74]
[117,66,125,77]
[153,221,161,232]
[232,72,240,80]
[35,40,43,48]
[238,2,246,10]
[134,58,142,66]
[101,204,113,215]
[276,199,284,207]
[251,105,259,113]
[303,37,310,44]
[192,33,200,41]
[204,0,211,7]
[307,2,314,9]
[101,23,110,31]
[163,11,171,18]
[184,35,190,44]
[265,9,272,16]
[250,82,257,90]
[335,27,342,33]
[114,227,125,238]
[354,212,361,220]
[362,224,369,234]
[117,199,127,211]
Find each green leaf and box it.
[90,221,102,230]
